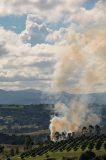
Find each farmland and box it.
[0,104,53,134]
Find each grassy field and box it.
[0,133,105,160]
[0,147,105,160]
[13,149,105,160]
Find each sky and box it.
[0,0,106,93]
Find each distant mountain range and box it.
[0,89,106,105]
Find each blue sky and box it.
[0,0,105,93]
[83,0,98,9]
[0,15,26,33]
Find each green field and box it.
[3,148,105,160]
[1,134,105,160]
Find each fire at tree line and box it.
[0,124,106,160]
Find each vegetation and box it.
[20,134,106,159]
[0,134,105,160]
[0,104,53,133]
[0,104,106,160]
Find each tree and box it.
[79,151,96,160]
[104,143,106,150]
[61,132,66,140]
[88,125,94,136]
[55,132,60,141]
[82,127,87,136]
[6,157,11,160]
[10,148,15,156]
[72,132,75,138]
[67,132,71,139]
[95,125,101,136]
[88,142,95,150]
[24,135,33,150]
[16,147,19,155]
[0,145,4,153]
[47,135,50,142]
[95,140,102,150]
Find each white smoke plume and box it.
[50,99,101,141]
[49,27,106,141]
[52,28,106,93]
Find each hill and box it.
[0,89,106,105]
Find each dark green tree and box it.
[0,145,4,153]
[25,135,33,150]
[61,132,66,140]
[95,125,101,136]
[10,148,15,156]
[82,126,87,136]
[88,125,94,136]
[79,151,96,160]
[16,147,19,155]
[104,143,106,150]
[55,132,60,141]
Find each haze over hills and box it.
[0,89,106,105]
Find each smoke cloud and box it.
[50,98,101,141]
[49,27,106,140]
[52,28,106,93]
